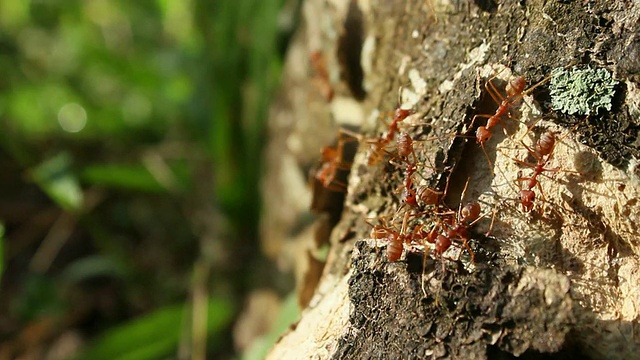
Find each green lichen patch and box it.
[549,67,619,115]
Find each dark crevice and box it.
[337,0,367,101]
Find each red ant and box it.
[367,211,413,262]
[314,129,359,192]
[471,63,577,170]
[510,129,564,212]
[391,131,451,209]
[470,68,569,171]
[366,107,414,166]
[309,51,334,101]
[427,179,493,263]
[432,202,483,262]
[395,157,447,210]
[511,124,583,212]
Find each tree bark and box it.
[262,1,640,359]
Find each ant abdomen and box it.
[386,233,403,261]
[535,130,556,157]
[396,132,414,158]
[460,202,481,223]
[434,234,451,255]
[506,76,526,98]
[417,186,440,206]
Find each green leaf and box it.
[60,255,127,284]
[81,164,165,192]
[30,152,84,212]
[76,298,234,360]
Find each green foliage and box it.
[550,67,619,115]
[60,255,127,284]
[75,298,234,360]
[12,275,66,322]
[30,152,84,212]
[81,164,167,193]
[0,0,293,357]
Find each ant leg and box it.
[536,181,548,216]
[459,177,471,211]
[485,77,506,105]
[484,144,496,174]
[501,150,537,170]
[485,209,496,237]
[469,113,493,130]
[518,117,546,142]
[323,178,349,192]
[449,236,475,263]
[555,117,587,144]
[440,166,454,202]
[462,239,475,263]
[467,209,492,227]
[517,61,576,100]
[337,128,363,142]
[519,139,545,162]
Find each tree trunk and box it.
[261,1,640,359]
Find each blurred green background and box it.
[0,0,299,359]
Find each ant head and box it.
[520,189,535,212]
[370,225,384,239]
[476,126,492,144]
[320,146,337,161]
[403,189,418,207]
[394,108,414,122]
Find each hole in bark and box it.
[337,0,366,100]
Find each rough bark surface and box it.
[262,1,640,359]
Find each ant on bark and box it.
[366,105,415,166]
[309,50,334,101]
[314,129,359,192]
[388,127,453,210]
[514,130,557,212]
[367,211,413,262]
[426,178,493,264]
[470,64,574,171]
[470,74,540,170]
[509,121,583,212]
